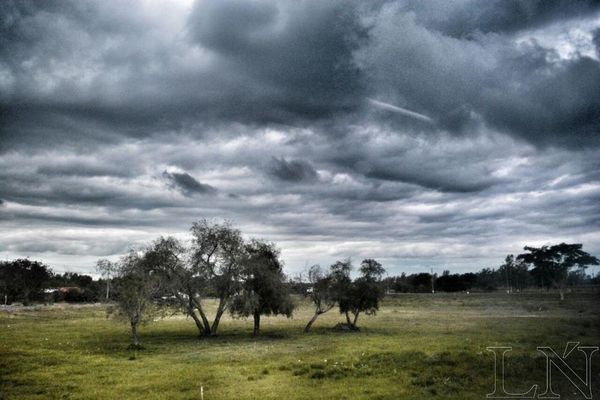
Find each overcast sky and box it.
[1,0,600,276]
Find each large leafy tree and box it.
[517,243,599,300]
[231,240,294,336]
[146,220,246,337]
[190,219,246,335]
[0,259,52,305]
[144,236,212,335]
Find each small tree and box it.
[95,259,117,301]
[230,240,294,336]
[304,265,336,333]
[517,243,599,300]
[329,259,354,326]
[340,259,386,329]
[112,250,161,349]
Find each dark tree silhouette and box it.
[517,243,599,300]
[334,259,386,330]
[231,240,294,336]
[0,259,51,305]
[329,259,353,326]
[344,259,386,329]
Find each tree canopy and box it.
[231,239,294,336]
[517,243,599,300]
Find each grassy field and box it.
[1,292,599,400]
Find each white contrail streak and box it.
[367,98,434,124]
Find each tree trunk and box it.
[253,311,260,336]
[196,303,212,336]
[555,279,565,301]
[345,311,352,326]
[189,296,212,336]
[210,299,226,336]
[189,310,209,336]
[105,280,110,301]
[131,321,140,347]
[352,311,360,327]
[179,293,209,336]
[304,312,320,333]
[23,289,30,306]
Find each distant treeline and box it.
[0,259,109,305]
[2,255,599,306]
[383,267,600,294]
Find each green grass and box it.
[1,292,599,399]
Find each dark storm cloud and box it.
[358,3,600,148]
[364,167,496,193]
[163,171,217,196]
[594,27,600,56]
[0,209,153,228]
[0,0,368,152]
[267,157,318,183]
[1,0,600,273]
[0,166,173,211]
[1,0,599,150]
[187,0,366,122]
[481,57,600,147]
[37,160,133,178]
[405,0,600,38]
